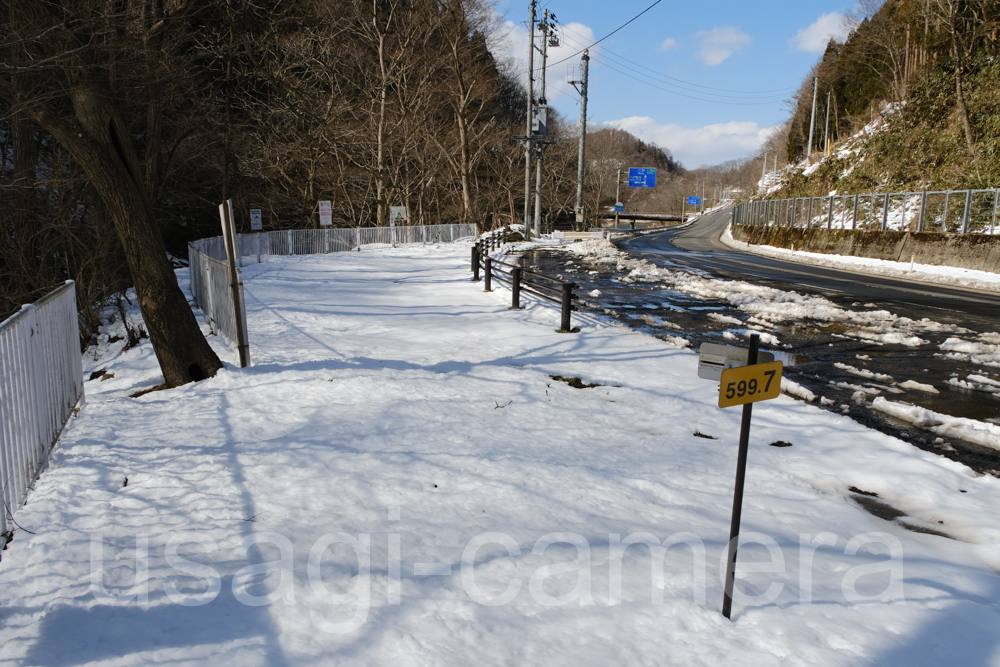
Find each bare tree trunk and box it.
[950,18,976,154]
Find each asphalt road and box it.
[621,207,1000,320]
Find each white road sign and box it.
[250,209,262,231]
[319,200,332,226]
[389,206,407,226]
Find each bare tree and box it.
[0,1,223,386]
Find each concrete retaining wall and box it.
[732,225,1000,274]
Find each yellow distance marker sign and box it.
[718,361,783,408]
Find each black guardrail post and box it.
[558,283,577,332]
[471,245,478,275]
[473,246,481,281]
[511,267,521,309]
[484,257,492,291]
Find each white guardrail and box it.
[188,223,476,351]
[0,281,84,545]
[733,188,1000,235]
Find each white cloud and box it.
[607,116,779,167]
[493,20,600,103]
[694,27,751,66]
[660,37,680,52]
[790,13,853,53]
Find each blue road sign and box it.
[628,167,657,188]
[687,196,701,206]
[614,203,624,212]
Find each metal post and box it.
[942,192,949,232]
[823,91,831,156]
[722,333,760,620]
[473,246,481,281]
[471,246,478,273]
[511,267,522,309]
[991,189,998,235]
[881,194,890,231]
[807,198,814,229]
[219,199,251,368]
[962,189,972,234]
[484,257,492,292]
[920,190,927,232]
[807,77,818,158]
[559,283,574,332]
[828,196,834,229]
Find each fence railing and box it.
[188,223,477,349]
[472,230,580,333]
[0,281,84,545]
[734,188,1000,235]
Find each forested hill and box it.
[767,0,1000,199]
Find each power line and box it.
[555,21,797,98]
[548,0,665,68]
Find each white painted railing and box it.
[188,223,477,352]
[0,281,84,544]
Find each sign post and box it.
[697,334,783,619]
[250,209,262,231]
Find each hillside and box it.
[761,0,1000,199]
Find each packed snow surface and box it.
[2,243,1000,666]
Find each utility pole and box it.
[807,77,818,158]
[824,91,831,156]
[614,168,622,228]
[522,0,536,241]
[773,155,777,174]
[761,153,767,187]
[533,9,554,237]
[571,50,590,229]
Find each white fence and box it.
[0,281,84,544]
[188,223,477,350]
[734,188,1000,234]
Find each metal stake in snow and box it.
[699,333,783,620]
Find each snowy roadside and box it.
[720,222,1000,294]
[1,242,1000,665]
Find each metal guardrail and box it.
[734,188,1000,234]
[472,230,579,333]
[188,223,477,350]
[0,281,84,546]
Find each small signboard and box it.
[687,196,701,206]
[628,168,656,188]
[389,206,407,226]
[718,361,783,408]
[319,200,332,226]
[531,105,548,136]
[614,202,624,212]
[250,209,262,231]
[697,343,774,382]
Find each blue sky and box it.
[493,0,858,168]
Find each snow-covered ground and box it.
[2,242,1000,665]
[721,223,1000,293]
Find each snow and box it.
[721,224,1000,293]
[872,397,1000,452]
[3,242,1000,665]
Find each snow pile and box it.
[721,225,1000,293]
[872,397,1000,451]
[939,336,1000,368]
[563,239,957,347]
[2,244,1000,665]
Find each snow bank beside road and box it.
[1,244,1000,665]
[721,224,1000,293]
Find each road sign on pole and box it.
[687,196,701,206]
[614,202,624,212]
[389,206,407,225]
[250,209,262,231]
[628,167,657,188]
